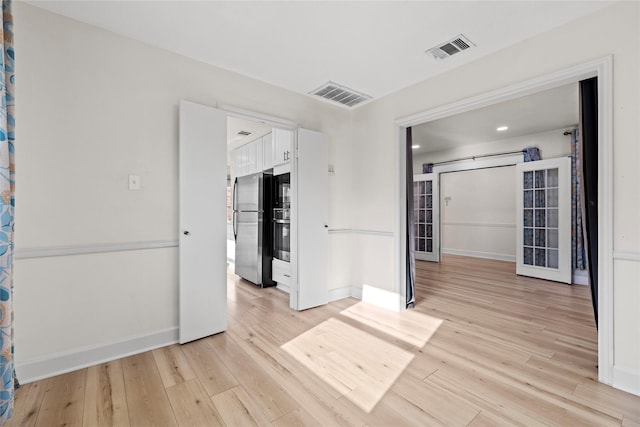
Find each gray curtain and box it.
[570,129,587,271]
[523,146,541,162]
[406,127,415,308]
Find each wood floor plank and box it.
[83,360,130,427]
[152,344,196,389]
[35,370,85,427]
[206,333,299,421]
[272,407,321,427]
[180,338,238,396]
[165,379,225,427]
[9,255,640,426]
[211,385,273,427]
[5,379,49,427]
[121,352,177,427]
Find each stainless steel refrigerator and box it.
[232,172,273,286]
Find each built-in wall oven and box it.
[273,173,290,262]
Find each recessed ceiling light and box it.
[496,126,509,132]
[412,145,420,149]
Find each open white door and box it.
[516,157,571,284]
[413,173,439,262]
[179,100,228,343]
[292,128,328,310]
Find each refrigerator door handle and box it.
[232,177,238,240]
[233,212,237,240]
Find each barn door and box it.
[413,173,439,262]
[516,157,571,284]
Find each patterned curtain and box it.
[523,146,541,162]
[0,0,15,423]
[571,129,587,271]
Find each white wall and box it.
[351,2,640,391]
[13,3,355,377]
[416,129,572,262]
[440,166,516,261]
[413,127,572,172]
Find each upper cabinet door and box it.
[262,132,274,170]
[273,128,292,166]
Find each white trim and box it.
[276,283,291,294]
[441,248,516,263]
[441,221,516,229]
[328,286,352,302]
[432,154,522,174]
[572,269,590,286]
[613,366,640,397]
[612,251,640,262]
[14,240,178,260]
[396,56,614,386]
[16,328,178,384]
[397,127,407,308]
[328,228,394,237]
[396,57,602,127]
[362,284,404,312]
[597,56,614,386]
[220,104,298,130]
[350,286,363,300]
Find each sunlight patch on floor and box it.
[282,318,415,412]
[340,301,443,348]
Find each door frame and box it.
[220,105,302,310]
[395,56,614,385]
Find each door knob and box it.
[183,231,190,235]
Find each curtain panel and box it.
[0,0,15,422]
[570,129,587,271]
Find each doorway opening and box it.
[396,57,613,384]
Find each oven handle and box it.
[273,219,290,224]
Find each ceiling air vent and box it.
[309,81,372,108]
[426,34,475,60]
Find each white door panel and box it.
[179,100,227,343]
[413,173,439,262]
[516,157,571,284]
[293,128,328,310]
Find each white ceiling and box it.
[412,83,579,155]
[28,1,612,106]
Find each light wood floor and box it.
[8,255,640,426]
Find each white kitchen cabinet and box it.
[272,128,292,166]
[232,135,265,177]
[262,132,274,170]
[271,258,291,287]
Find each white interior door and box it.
[179,100,228,343]
[413,173,439,262]
[516,157,571,284]
[292,128,328,310]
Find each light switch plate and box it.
[128,174,141,190]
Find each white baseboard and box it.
[276,283,290,294]
[442,248,516,262]
[16,327,178,384]
[350,286,363,300]
[572,269,590,286]
[361,284,404,312]
[328,286,352,302]
[613,365,640,396]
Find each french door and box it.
[516,157,571,284]
[413,173,439,262]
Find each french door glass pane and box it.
[521,167,561,270]
[414,177,435,254]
